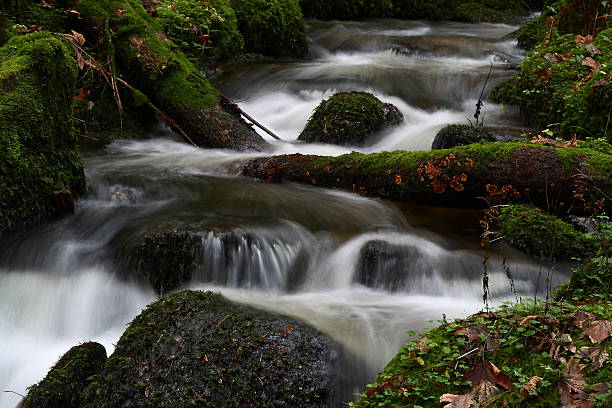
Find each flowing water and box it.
[0,18,567,407]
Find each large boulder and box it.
[82,290,340,407]
[0,32,86,236]
[24,342,107,408]
[298,92,403,146]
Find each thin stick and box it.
[3,390,25,398]
[219,93,284,141]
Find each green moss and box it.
[492,29,612,141]
[0,31,85,235]
[156,0,244,64]
[354,298,611,408]
[230,0,308,58]
[497,204,595,260]
[299,92,402,145]
[24,342,107,408]
[514,15,547,50]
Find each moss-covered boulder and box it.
[0,32,86,235]
[24,342,107,408]
[230,0,308,59]
[83,290,340,407]
[497,204,595,260]
[432,125,498,150]
[298,92,403,146]
[125,228,202,295]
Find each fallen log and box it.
[242,143,611,214]
[76,0,269,151]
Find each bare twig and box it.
[219,93,284,141]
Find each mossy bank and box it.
[0,31,85,235]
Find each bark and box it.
[242,143,611,214]
[76,0,269,151]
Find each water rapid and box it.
[0,19,565,407]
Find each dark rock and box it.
[358,240,418,291]
[126,228,202,295]
[298,92,403,146]
[83,290,340,407]
[24,342,107,408]
[432,125,497,149]
[567,215,599,234]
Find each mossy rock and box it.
[298,92,403,146]
[125,228,202,295]
[432,125,498,150]
[230,0,308,59]
[24,342,107,408]
[497,204,595,260]
[83,290,340,407]
[0,31,86,235]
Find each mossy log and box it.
[0,31,86,235]
[76,0,269,151]
[82,290,340,407]
[242,143,611,214]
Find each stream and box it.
[0,18,569,407]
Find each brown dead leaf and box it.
[576,347,608,369]
[575,35,594,45]
[591,78,609,88]
[471,380,501,404]
[455,325,487,342]
[440,393,476,408]
[535,68,552,84]
[570,311,595,329]
[463,362,511,390]
[559,358,588,406]
[582,320,612,344]
[530,134,577,148]
[581,57,601,71]
[520,376,543,398]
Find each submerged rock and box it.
[358,240,418,291]
[298,92,403,146]
[82,290,340,407]
[24,342,107,408]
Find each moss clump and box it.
[497,204,595,260]
[0,31,86,235]
[24,342,107,408]
[126,228,202,295]
[155,0,244,64]
[83,290,339,407]
[492,28,612,141]
[432,125,497,150]
[229,0,308,59]
[299,92,403,146]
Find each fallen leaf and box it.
[440,393,476,408]
[559,358,588,406]
[520,376,543,398]
[463,362,511,390]
[570,311,595,329]
[535,68,552,84]
[576,347,608,369]
[455,325,487,342]
[582,320,612,344]
[471,380,501,403]
[581,57,601,70]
